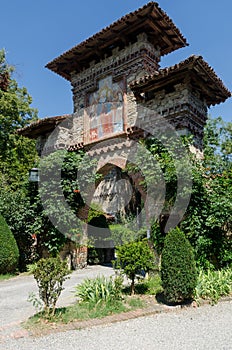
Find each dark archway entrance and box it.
[86,162,147,264]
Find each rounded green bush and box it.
[0,214,19,273]
[116,239,155,295]
[161,227,197,303]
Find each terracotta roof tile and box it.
[46,2,187,80]
[17,115,69,138]
[130,55,231,106]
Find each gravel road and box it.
[1,300,232,350]
[0,265,114,339]
[0,266,231,350]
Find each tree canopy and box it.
[180,117,232,268]
[150,117,232,269]
[0,49,38,189]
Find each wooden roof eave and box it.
[46,2,187,80]
[193,60,231,106]
[17,115,68,139]
[130,57,231,106]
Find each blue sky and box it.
[1,0,231,122]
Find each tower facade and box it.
[20,2,230,154]
[18,2,231,265]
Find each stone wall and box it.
[71,33,160,111]
[36,34,208,155]
[51,33,161,153]
[68,33,208,151]
[60,241,87,270]
[134,83,208,149]
[36,113,84,154]
[36,83,207,155]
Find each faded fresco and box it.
[85,76,125,142]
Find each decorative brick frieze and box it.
[130,83,208,145]
[71,35,160,112]
[36,80,208,155]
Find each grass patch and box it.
[59,299,129,323]
[24,272,149,336]
[24,296,146,334]
[0,273,17,281]
[123,274,163,297]
[126,296,145,309]
[75,275,123,304]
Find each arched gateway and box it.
[18,2,231,267]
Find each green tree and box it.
[0,48,38,189]
[143,117,231,269]
[0,148,100,270]
[0,48,38,269]
[180,117,232,268]
[0,214,19,273]
[161,227,197,303]
[203,116,231,170]
[37,149,104,258]
[115,240,155,295]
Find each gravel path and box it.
[1,266,232,349]
[1,300,232,350]
[0,265,114,340]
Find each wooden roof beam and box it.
[147,17,173,48]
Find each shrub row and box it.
[29,228,231,318]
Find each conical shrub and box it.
[0,214,19,273]
[161,227,197,303]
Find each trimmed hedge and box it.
[161,227,197,303]
[0,214,19,273]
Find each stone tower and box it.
[19,2,231,264]
[20,2,230,153]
